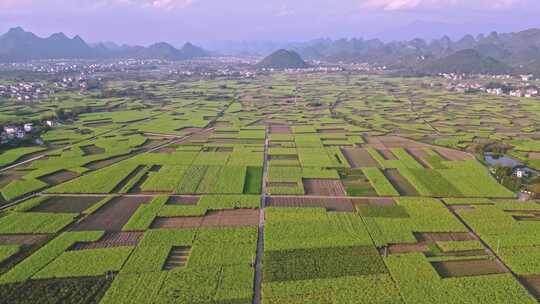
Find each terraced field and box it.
[0,73,539,303]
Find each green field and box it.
[0,72,538,304]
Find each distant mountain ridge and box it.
[421,49,511,75]
[0,27,209,62]
[289,28,540,73]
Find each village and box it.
[442,73,540,97]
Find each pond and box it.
[484,153,523,167]
[484,153,538,175]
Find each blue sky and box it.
[1,0,538,46]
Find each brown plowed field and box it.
[267,197,355,212]
[405,148,431,168]
[364,136,473,161]
[377,149,398,160]
[303,179,346,196]
[353,197,396,206]
[415,232,476,242]
[30,196,102,213]
[166,196,200,205]
[80,145,105,156]
[341,148,379,168]
[269,125,292,134]
[432,259,506,278]
[71,196,150,232]
[520,275,540,300]
[150,209,259,229]
[38,170,80,185]
[70,232,143,250]
[0,234,49,245]
[383,169,419,196]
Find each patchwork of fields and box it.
[0,74,539,303]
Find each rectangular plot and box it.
[70,232,143,250]
[383,169,419,196]
[176,166,207,194]
[72,196,149,232]
[302,179,346,196]
[431,259,506,278]
[264,246,386,282]
[267,197,355,212]
[341,148,379,168]
[150,209,259,229]
[30,196,102,213]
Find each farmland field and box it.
[0,71,539,304]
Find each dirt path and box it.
[252,126,269,304]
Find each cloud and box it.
[361,0,522,10]
[0,0,196,11]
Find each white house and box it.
[23,123,33,132]
[521,74,533,82]
[3,126,16,135]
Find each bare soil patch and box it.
[267,197,355,212]
[71,196,149,232]
[378,149,398,160]
[166,196,199,205]
[415,232,475,242]
[0,171,26,188]
[353,197,396,206]
[383,169,419,196]
[528,152,540,160]
[0,234,49,246]
[406,148,430,168]
[341,148,379,168]
[519,275,540,300]
[303,179,346,196]
[432,259,506,278]
[269,125,291,134]
[80,145,105,156]
[38,170,80,185]
[70,232,143,250]
[30,196,102,213]
[151,209,259,229]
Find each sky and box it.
[0,0,539,48]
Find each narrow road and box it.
[252,125,269,304]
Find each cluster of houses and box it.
[0,82,51,101]
[485,85,539,98]
[1,120,55,144]
[445,73,539,98]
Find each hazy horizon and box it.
[1,0,539,49]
